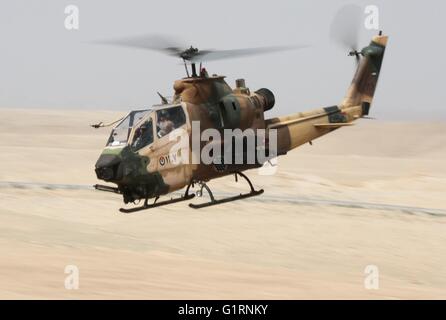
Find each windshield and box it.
[107,110,151,146]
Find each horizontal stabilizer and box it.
[314,123,354,128]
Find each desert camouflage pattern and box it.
[95,34,388,204]
[266,34,388,154]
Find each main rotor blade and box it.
[329,4,363,51]
[93,34,307,62]
[189,45,309,62]
[93,34,186,57]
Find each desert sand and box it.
[0,108,445,299]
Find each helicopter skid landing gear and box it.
[189,172,264,209]
[119,184,195,214]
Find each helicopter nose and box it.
[95,154,122,182]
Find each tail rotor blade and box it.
[329,4,363,52]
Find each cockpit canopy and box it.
[107,110,151,147]
[106,105,187,149]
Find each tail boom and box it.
[265,33,388,155]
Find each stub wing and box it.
[313,123,355,128]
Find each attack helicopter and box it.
[92,10,388,213]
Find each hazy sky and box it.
[0,0,444,120]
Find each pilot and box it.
[158,110,175,137]
[132,121,152,150]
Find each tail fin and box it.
[341,33,388,116]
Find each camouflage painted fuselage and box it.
[95,34,388,204]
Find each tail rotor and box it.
[329,4,364,65]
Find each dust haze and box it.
[0,109,445,299]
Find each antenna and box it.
[191,63,198,77]
[183,59,190,77]
[157,92,169,104]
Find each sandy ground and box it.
[0,108,445,299]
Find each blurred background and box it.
[0,0,444,120]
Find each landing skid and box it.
[189,172,264,209]
[119,184,195,214]
[117,172,263,213]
